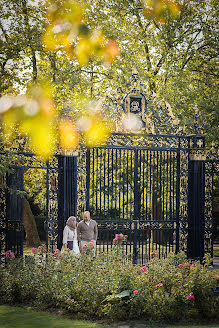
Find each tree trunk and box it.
[23,198,41,247]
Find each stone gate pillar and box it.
[187,135,206,260]
[57,154,78,249]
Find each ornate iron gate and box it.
[85,145,179,263]
[0,133,216,264]
[0,152,59,258]
[75,133,214,264]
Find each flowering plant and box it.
[113,233,128,244]
[32,246,47,256]
[1,250,218,321]
[5,250,15,259]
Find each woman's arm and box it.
[63,226,68,248]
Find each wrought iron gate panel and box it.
[204,159,218,255]
[76,147,87,217]
[47,157,59,251]
[179,149,189,253]
[85,145,180,263]
[0,151,59,255]
[0,174,7,259]
[6,167,24,256]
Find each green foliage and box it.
[0,0,218,146]
[1,249,219,322]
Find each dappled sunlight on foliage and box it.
[0,85,114,157]
[142,0,181,22]
[1,81,57,159]
[43,0,119,65]
[43,0,84,52]
[0,0,120,158]
[83,120,111,147]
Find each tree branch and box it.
[22,0,37,81]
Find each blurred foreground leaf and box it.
[142,0,181,22]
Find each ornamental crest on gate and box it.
[122,69,147,123]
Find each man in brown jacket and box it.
[77,211,98,255]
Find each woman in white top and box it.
[61,216,80,254]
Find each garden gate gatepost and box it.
[187,135,206,260]
[57,154,78,250]
[6,167,24,256]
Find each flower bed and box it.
[0,240,219,322]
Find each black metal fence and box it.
[84,146,179,263]
[0,133,217,264]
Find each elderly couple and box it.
[61,211,98,255]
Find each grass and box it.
[0,306,219,328]
[0,306,110,328]
[213,245,219,257]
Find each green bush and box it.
[0,245,219,322]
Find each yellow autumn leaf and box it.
[58,119,80,151]
[104,39,120,64]
[84,121,110,147]
[28,120,56,160]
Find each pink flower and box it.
[113,238,117,242]
[5,250,15,259]
[152,257,158,261]
[140,266,147,272]
[54,249,59,254]
[187,295,195,300]
[178,264,183,267]
[32,248,37,252]
[133,290,138,295]
[214,275,219,281]
[145,278,149,282]
[150,251,158,258]
[156,283,163,288]
[153,280,157,283]
[125,235,128,238]
[43,248,47,252]
[82,244,87,248]
[115,234,119,238]
[190,264,196,270]
[142,291,145,294]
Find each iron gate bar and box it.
[96,148,98,219]
[176,149,180,253]
[46,161,49,251]
[95,145,182,151]
[100,149,102,221]
[86,149,90,211]
[111,132,190,139]
[134,149,138,220]
[107,149,110,220]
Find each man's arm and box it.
[77,223,82,241]
[94,222,98,241]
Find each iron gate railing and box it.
[84,146,180,263]
[0,133,217,264]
